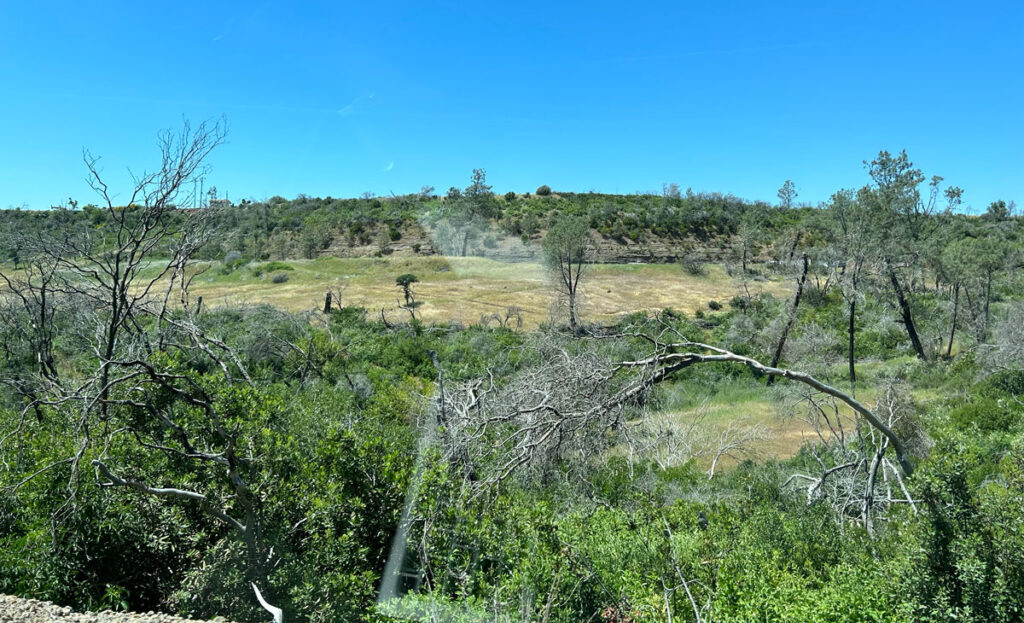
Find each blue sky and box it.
[1,1,1021,211]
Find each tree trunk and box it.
[984,270,992,338]
[946,283,959,358]
[767,254,809,386]
[788,231,802,260]
[863,440,888,536]
[848,300,857,389]
[889,267,928,361]
[568,290,578,334]
[461,230,470,257]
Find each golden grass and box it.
[144,255,808,464]
[652,380,901,466]
[182,256,792,328]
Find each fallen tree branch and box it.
[621,340,915,476]
[92,459,246,534]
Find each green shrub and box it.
[535,185,552,196]
[271,272,290,284]
[220,250,247,274]
[681,255,706,275]
[262,261,294,272]
[978,370,1024,399]
[949,397,1021,433]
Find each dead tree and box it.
[615,333,917,477]
[432,319,917,497]
[0,241,67,426]
[630,402,766,478]
[0,119,278,584]
[888,264,929,361]
[0,253,61,385]
[781,381,921,534]
[542,216,589,334]
[766,253,809,386]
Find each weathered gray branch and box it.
[92,459,246,534]
[618,340,915,476]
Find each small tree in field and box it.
[396,273,419,307]
[395,273,421,321]
[542,215,590,333]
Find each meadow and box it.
[183,256,792,327]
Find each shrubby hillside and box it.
[3,129,1024,622]
[0,174,808,265]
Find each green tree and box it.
[984,199,1010,221]
[395,273,419,307]
[444,168,500,256]
[860,150,931,360]
[777,179,797,209]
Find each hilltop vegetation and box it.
[1,176,807,264]
[2,126,1024,623]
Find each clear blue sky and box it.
[2,1,1021,211]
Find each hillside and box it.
[3,157,1024,623]
[0,186,807,266]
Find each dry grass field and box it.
[6,255,915,464]
[183,255,792,328]
[177,256,829,462]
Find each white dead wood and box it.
[252,583,284,623]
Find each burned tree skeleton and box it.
[429,317,917,501]
[0,119,283,591]
[780,381,922,534]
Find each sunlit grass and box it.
[170,256,791,328]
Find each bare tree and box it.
[542,215,590,334]
[983,302,1024,373]
[0,119,281,586]
[781,381,923,534]
[828,188,870,388]
[630,402,767,479]
[429,316,918,496]
[479,306,523,331]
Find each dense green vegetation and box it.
[0,178,808,264]
[2,141,1024,622]
[3,295,1024,622]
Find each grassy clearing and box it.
[180,256,792,328]
[656,381,819,465]
[146,255,811,463]
[651,360,942,466]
